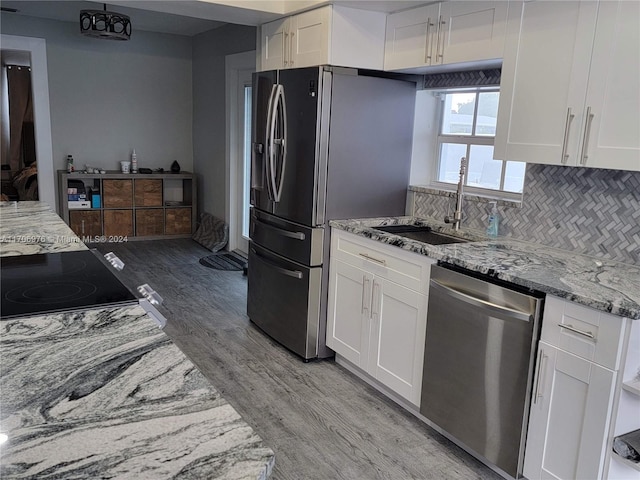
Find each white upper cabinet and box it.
[261,17,288,71]
[494,1,595,166]
[258,5,386,71]
[438,1,509,65]
[260,8,328,71]
[384,1,508,71]
[384,4,439,71]
[495,1,640,171]
[288,7,331,70]
[582,1,640,171]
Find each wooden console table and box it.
[57,170,196,240]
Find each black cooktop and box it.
[1,250,138,320]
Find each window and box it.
[435,90,525,195]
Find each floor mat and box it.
[199,252,247,271]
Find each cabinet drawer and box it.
[103,209,133,237]
[103,179,133,208]
[331,229,434,293]
[165,208,192,235]
[136,209,164,236]
[69,210,102,237]
[541,296,627,370]
[134,179,162,206]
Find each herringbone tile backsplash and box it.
[411,164,640,264]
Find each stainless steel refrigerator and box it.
[247,66,415,360]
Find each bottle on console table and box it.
[131,149,138,174]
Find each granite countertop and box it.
[0,201,87,256]
[0,305,275,479]
[0,201,275,478]
[330,216,640,320]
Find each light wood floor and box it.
[94,239,502,480]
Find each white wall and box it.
[192,23,256,221]
[410,89,439,185]
[0,13,194,205]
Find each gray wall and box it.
[1,13,193,196]
[192,23,255,221]
[409,165,640,265]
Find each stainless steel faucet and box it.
[444,157,466,231]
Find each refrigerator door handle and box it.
[270,84,287,203]
[268,84,280,202]
[250,247,304,279]
[253,214,306,240]
[265,84,278,201]
[275,84,288,203]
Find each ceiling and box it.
[0,1,227,36]
[0,0,430,36]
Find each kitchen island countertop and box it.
[0,305,275,479]
[0,201,275,478]
[0,201,87,257]
[330,216,640,320]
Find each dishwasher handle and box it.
[430,279,533,323]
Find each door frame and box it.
[1,35,55,211]
[225,50,256,253]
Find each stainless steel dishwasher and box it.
[420,264,544,479]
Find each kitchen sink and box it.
[372,224,470,245]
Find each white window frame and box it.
[430,88,524,202]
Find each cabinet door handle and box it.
[283,32,289,66]
[560,107,575,164]
[436,16,445,62]
[361,277,370,314]
[81,219,85,235]
[425,18,433,63]
[371,280,380,317]
[580,107,595,165]
[533,348,548,404]
[558,323,595,340]
[290,32,295,66]
[358,253,386,265]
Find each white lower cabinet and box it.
[368,276,427,404]
[608,320,640,479]
[524,296,633,480]
[524,342,617,480]
[327,259,371,369]
[327,230,434,406]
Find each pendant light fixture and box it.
[80,3,131,41]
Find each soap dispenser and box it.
[487,201,499,238]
